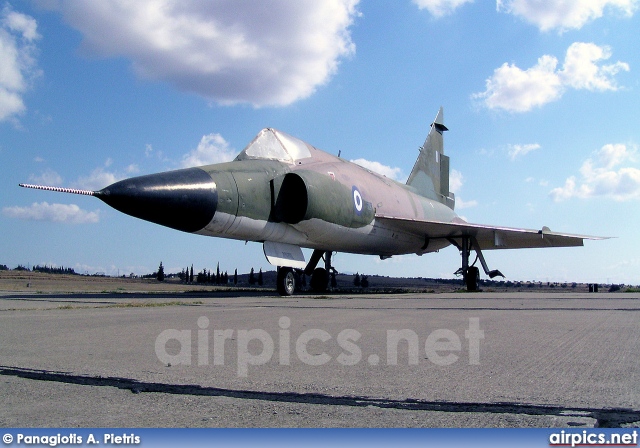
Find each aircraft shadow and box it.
[1,366,638,428]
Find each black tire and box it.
[277,267,296,296]
[465,266,479,291]
[310,267,328,292]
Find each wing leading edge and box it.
[374,214,608,251]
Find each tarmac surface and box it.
[0,291,638,428]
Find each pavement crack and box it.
[2,365,638,427]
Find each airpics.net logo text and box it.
[549,430,638,447]
[155,317,484,377]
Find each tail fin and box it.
[406,107,455,210]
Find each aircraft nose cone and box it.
[95,167,217,233]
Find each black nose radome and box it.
[95,167,217,233]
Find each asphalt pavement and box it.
[1,291,638,427]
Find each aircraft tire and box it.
[277,267,296,296]
[310,268,328,292]
[466,266,479,291]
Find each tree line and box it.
[154,261,265,286]
[0,264,76,275]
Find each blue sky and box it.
[1,0,639,284]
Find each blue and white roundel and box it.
[352,186,363,214]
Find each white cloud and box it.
[0,5,41,122]
[28,168,63,186]
[181,133,236,168]
[449,169,477,209]
[144,143,166,162]
[473,42,628,112]
[508,143,540,160]
[51,0,359,107]
[351,158,404,181]
[560,42,629,90]
[74,167,119,191]
[497,0,638,32]
[550,143,640,201]
[525,177,549,186]
[474,55,563,112]
[3,202,100,224]
[449,168,464,193]
[3,7,39,40]
[72,158,141,191]
[455,197,478,209]
[413,0,474,17]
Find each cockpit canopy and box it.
[235,128,312,164]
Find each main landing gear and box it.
[276,249,336,296]
[451,235,504,291]
[307,250,336,292]
[276,267,296,296]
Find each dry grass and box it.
[0,271,235,294]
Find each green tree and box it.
[234,268,238,285]
[354,272,361,287]
[157,262,165,282]
[258,268,263,286]
[249,268,256,285]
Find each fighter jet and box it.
[20,108,604,294]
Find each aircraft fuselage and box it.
[97,151,457,258]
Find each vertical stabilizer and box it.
[406,107,455,210]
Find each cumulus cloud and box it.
[560,43,629,90]
[28,168,63,186]
[413,0,474,17]
[181,133,236,168]
[497,0,638,32]
[3,202,100,224]
[550,143,640,201]
[50,0,359,107]
[0,5,41,122]
[351,158,404,181]
[449,169,477,209]
[508,143,540,160]
[74,167,119,191]
[473,42,629,112]
[72,158,139,191]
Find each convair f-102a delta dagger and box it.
[20,108,605,294]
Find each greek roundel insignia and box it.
[352,186,363,214]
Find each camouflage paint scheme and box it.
[20,108,604,291]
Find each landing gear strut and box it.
[305,249,335,292]
[451,235,504,291]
